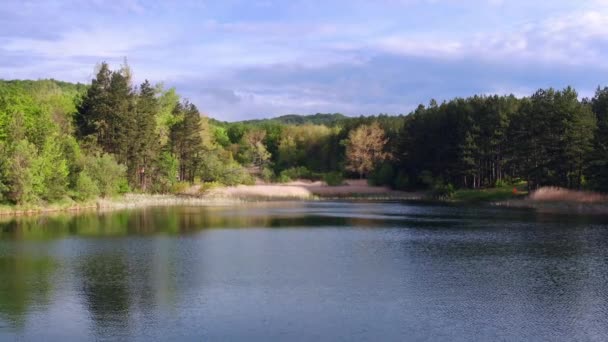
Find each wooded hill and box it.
[1,61,608,205]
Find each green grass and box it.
[451,184,528,203]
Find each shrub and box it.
[219,162,254,186]
[261,167,275,183]
[1,140,38,204]
[323,172,344,186]
[199,181,223,193]
[368,163,395,186]
[279,166,321,181]
[277,174,291,183]
[394,171,410,190]
[494,179,507,188]
[171,181,191,194]
[84,153,127,198]
[150,151,178,193]
[419,170,435,188]
[73,171,100,201]
[432,182,455,199]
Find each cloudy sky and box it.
[2,0,608,121]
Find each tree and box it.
[344,122,389,178]
[586,88,608,191]
[170,101,204,182]
[0,140,37,204]
[239,129,271,168]
[75,62,112,141]
[506,87,595,189]
[83,153,127,198]
[128,80,159,189]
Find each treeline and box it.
[396,88,607,192]
[1,61,608,206]
[0,63,253,205]
[215,88,608,193]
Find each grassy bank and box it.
[0,194,246,216]
[449,184,529,203]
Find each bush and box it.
[261,167,275,183]
[1,140,38,204]
[117,178,131,194]
[394,171,410,190]
[432,182,455,199]
[323,172,344,186]
[73,171,99,201]
[198,151,254,186]
[199,181,223,193]
[150,151,178,194]
[171,181,191,194]
[419,170,435,188]
[368,163,395,186]
[279,166,321,181]
[277,174,291,183]
[84,153,127,198]
[494,179,507,188]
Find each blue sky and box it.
[2,0,608,121]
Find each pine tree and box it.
[170,101,204,182]
[75,62,112,141]
[587,87,608,191]
[129,80,158,189]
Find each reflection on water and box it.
[0,202,608,341]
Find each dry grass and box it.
[528,187,607,203]
[206,179,408,199]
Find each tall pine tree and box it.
[170,101,204,182]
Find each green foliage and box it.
[279,167,320,181]
[238,113,347,126]
[218,162,255,186]
[170,181,191,194]
[323,172,344,186]
[432,183,455,199]
[261,167,275,183]
[83,153,127,198]
[586,87,608,192]
[494,179,508,188]
[368,163,395,187]
[418,170,435,188]
[148,151,178,194]
[5,65,608,206]
[394,171,410,190]
[0,140,38,204]
[170,101,204,182]
[32,135,70,201]
[199,181,223,193]
[211,125,231,147]
[451,184,528,203]
[73,171,100,201]
[277,174,291,183]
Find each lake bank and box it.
[1,182,607,217]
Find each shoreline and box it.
[2,184,608,217]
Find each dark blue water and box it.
[1,202,607,341]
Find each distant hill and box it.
[237,113,348,126]
[0,79,87,95]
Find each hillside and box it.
[223,113,349,126]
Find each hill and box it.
[233,113,348,126]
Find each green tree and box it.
[587,87,608,192]
[170,101,204,182]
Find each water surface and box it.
[1,202,607,341]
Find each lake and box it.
[0,201,607,341]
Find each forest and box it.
[1,61,608,205]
